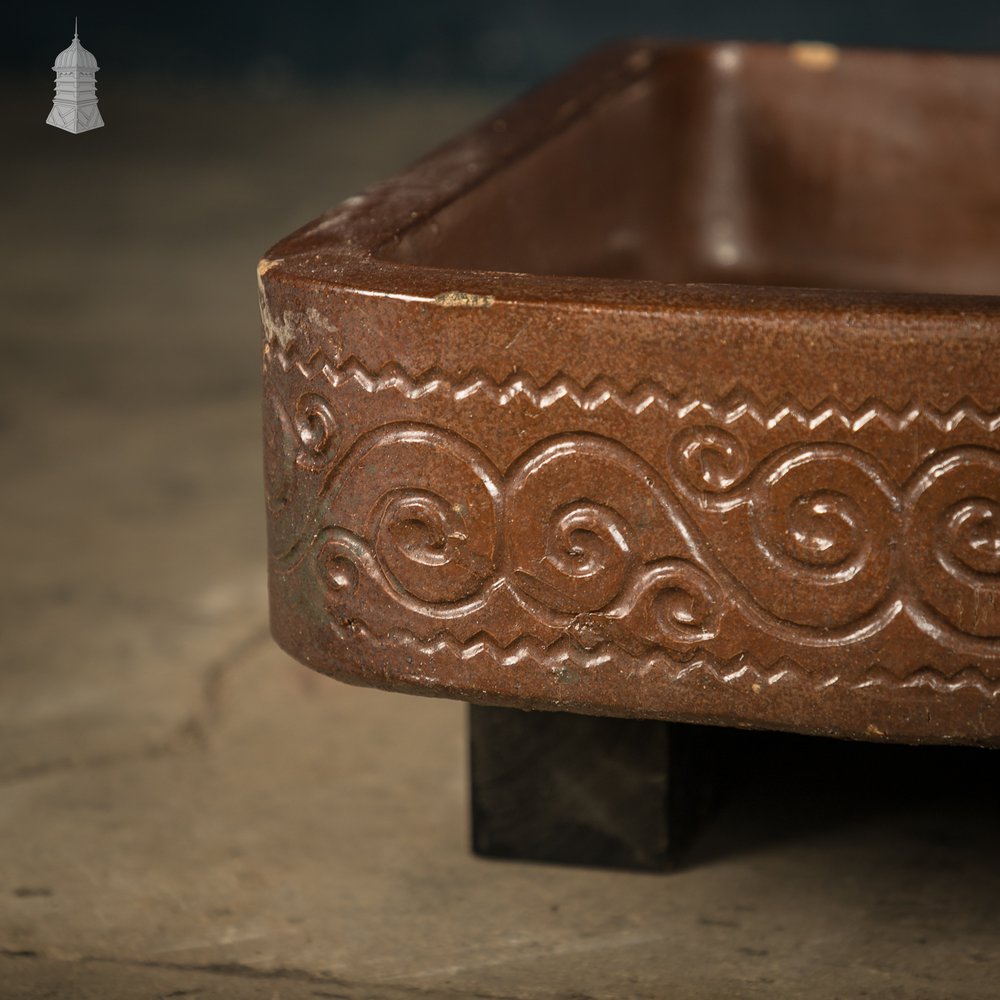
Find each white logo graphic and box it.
[46,18,104,134]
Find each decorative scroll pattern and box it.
[269,410,1000,656]
[262,318,1000,706]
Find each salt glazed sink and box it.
[259,40,1000,748]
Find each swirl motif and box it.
[269,415,1000,658]
[940,499,1000,582]
[605,560,723,644]
[294,392,338,471]
[671,426,749,494]
[502,439,650,615]
[373,487,490,603]
[317,545,359,595]
[545,502,631,580]
[321,425,502,608]
[907,449,1000,643]
[746,449,898,586]
[669,430,900,631]
[782,491,864,570]
[311,427,734,646]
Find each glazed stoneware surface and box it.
[259,41,1000,745]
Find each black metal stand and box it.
[469,705,723,871]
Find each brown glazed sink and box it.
[259,40,1000,747]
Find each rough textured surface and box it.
[1,79,999,999]
[260,42,1000,746]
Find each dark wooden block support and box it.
[469,705,723,871]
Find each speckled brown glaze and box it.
[259,41,1000,745]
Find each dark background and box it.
[12,0,1000,90]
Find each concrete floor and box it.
[1,79,998,999]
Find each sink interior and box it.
[382,43,1000,297]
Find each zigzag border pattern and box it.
[328,619,1000,699]
[270,343,1000,433]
